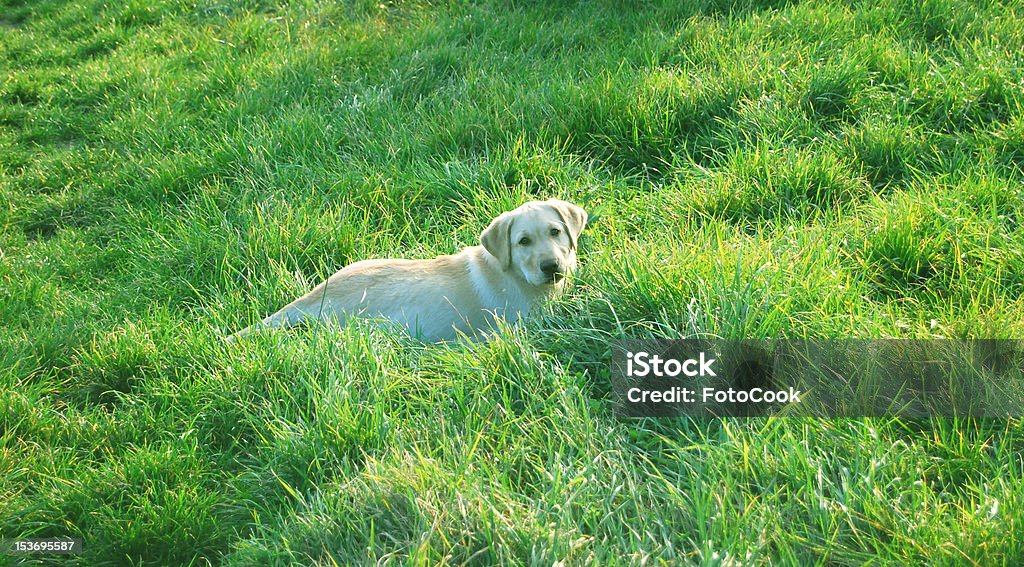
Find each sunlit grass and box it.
[2,0,1023,564]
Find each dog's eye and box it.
[549,227,561,237]
[518,236,531,246]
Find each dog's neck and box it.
[468,246,563,317]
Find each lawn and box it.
[2,0,1023,564]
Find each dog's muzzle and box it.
[540,259,564,283]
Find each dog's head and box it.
[480,199,588,287]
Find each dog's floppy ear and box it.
[546,199,588,250]
[480,211,514,270]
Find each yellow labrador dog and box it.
[229,199,587,342]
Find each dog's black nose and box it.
[540,260,561,277]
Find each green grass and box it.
[2,0,1024,564]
